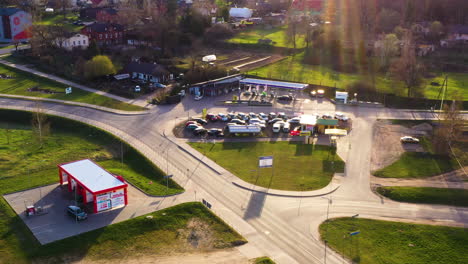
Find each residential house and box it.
[441,25,468,47]
[81,22,124,45]
[80,7,118,23]
[0,8,32,43]
[55,33,89,51]
[123,61,170,84]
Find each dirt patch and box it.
[370,120,426,171]
[179,218,215,249]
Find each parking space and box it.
[3,183,160,244]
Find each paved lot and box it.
[4,183,192,244]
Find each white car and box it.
[282,122,290,132]
[194,95,203,101]
[217,113,229,122]
[249,118,266,125]
[288,117,301,124]
[272,123,282,133]
[400,136,419,144]
[335,112,349,121]
[258,113,268,120]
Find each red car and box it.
[290,126,301,136]
[185,121,198,127]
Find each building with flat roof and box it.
[58,159,128,213]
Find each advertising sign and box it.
[96,193,111,212]
[111,189,125,208]
[65,87,72,94]
[299,131,311,136]
[86,190,93,203]
[259,156,273,168]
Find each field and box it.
[227,26,306,49]
[0,63,143,111]
[376,186,468,207]
[248,53,468,100]
[36,12,82,32]
[319,217,468,264]
[188,142,344,191]
[372,152,457,178]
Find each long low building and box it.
[240,78,309,90]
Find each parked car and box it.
[206,113,219,122]
[207,128,224,137]
[290,126,301,136]
[67,205,87,221]
[288,117,301,124]
[154,83,166,88]
[268,112,277,119]
[317,89,325,98]
[249,112,257,118]
[272,122,282,133]
[277,95,293,101]
[243,91,251,96]
[276,121,286,128]
[400,136,419,143]
[282,122,290,132]
[249,118,266,124]
[185,121,198,127]
[193,118,207,125]
[230,119,246,125]
[237,112,248,120]
[277,112,287,119]
[193,127,207,135]
[227,112,237,120]
[310,90,317,97]
[194,95,203,101]
[217,113,229,122]
[335,112,349,121]
[186,124,202,130]
[268,118,284,124]
[258,112,268,120]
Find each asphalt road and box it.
[1,96,467,264]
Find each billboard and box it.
[9,11,32,41]
[259,156,273,168]
[111,189,125,208]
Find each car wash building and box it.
[58,159,128,213]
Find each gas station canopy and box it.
[240,78,308,90]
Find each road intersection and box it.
[1,95,467,264]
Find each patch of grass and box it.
[253,256,276,264]
[320,217,468,264]
[389,119,432,127]
[376,186,468,207]
[249,53,468,99]
[0,62,144,111]
[188,141,344,191]
[227,26,306,48]
[372,152,456,178]
[36,12,82,32]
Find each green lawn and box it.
[372,152,457,178]
[0,63,143,111]
[319,218,468,264]
[2,201,246,263]
[227,26,306,49]
[188,142,344,191]
[36,12,82,32]
[377,186,468,207]
[253,256,276,264]
[248,53,468,99]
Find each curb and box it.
[0,94,150,115]
[231,173,344,198]
[124,179,185,198]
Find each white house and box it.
[56,33,89,51]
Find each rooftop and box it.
[240,78,308,90]
[59,159,127,193]
[317,119,338,126]
[300,114,317,125]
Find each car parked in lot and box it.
[268,117,284,124]
[282,122,290,132]
[227,112,237,120]
[217,113,229,122]
[243,91,251,96]
[277,95,293,101]
[272,122,282,133]
[193,118,207,125]
[277,112,287,119]
[249,118,266,125]
[207,128,224,137]
[288,117,301,124]
[322,113,334,119]
[249,112,257,119]
[193,127,207,135]
[400,136,419,143]
[206,113,219,122]
[186,124,202,130]
[258,113,268,120]
[194,95,203,101]
[237,112,249,121]
[268,112,277,119]
[230,119,246,125]
[290,126,301,136]
[335,112,349,121]
[185,121,198,127]
[67,205,87,221]
[310,90,317,97]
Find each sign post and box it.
[65,87,72,94]
[164,175,173,194]
[258,156,273,189]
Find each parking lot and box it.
[3,183,175,244]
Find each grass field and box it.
[376,186,468,207]
[227,26,306,49]
[1,201,246,263]
[248,53,468,100]
[372,152,457,178]
[188,142,344,191]
[319,217,468,264]
[0,63,143,111]
[36,12,82,32]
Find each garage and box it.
[58,159,128,213]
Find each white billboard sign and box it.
[96,193,111,212]
[259,156,273,168]
[111,189,125,208]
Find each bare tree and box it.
[285,18,299,49]
[31,102,50,147]
[377,33,399,70]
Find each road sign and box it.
[350,231,360,236]
[259,156,273,168]
[65,87,72,94]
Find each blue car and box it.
[154,83,166,88]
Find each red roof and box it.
[291,0,324,11]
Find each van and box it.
[272,123,281,133]
[282,122,290,133]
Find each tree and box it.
[285,18,299,49]
[84,55,116,79]
[31,102,50,148]
[390,32,424,97]
[378,8,401,33]
[30,25,68,56]
[377,34,399,70]
[428,21,444,43]
[55,0,72,20]
[433,97,464,155]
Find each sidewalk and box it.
[0,59,151,108]
[0,94,149,115]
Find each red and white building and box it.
[81,22,124,45]
[0,8,32,43]
[58,159,128,213]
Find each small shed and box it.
[316,119,338,133]
[58,159,128,213]
[335,91,348,104]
